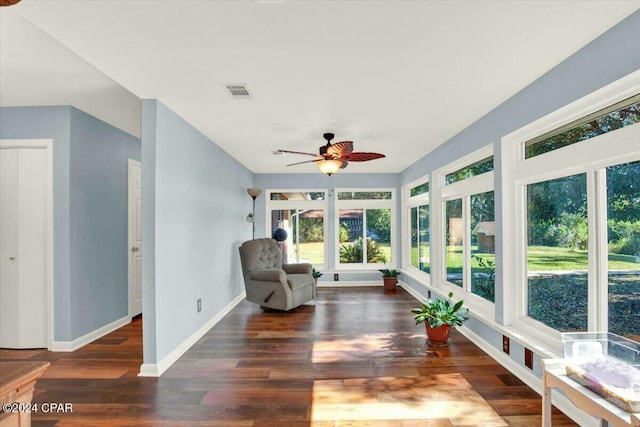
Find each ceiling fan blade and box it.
[327,141,353,156]
[341,152,385,162]
[339,160,349,169]
[278,149,320,157]
[286,159,322,167]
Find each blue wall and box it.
[69,107,141,338]
[141,100,253,364]
[0,106,140,342]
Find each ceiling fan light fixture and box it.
[317,159,342,176]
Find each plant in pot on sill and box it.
[312,268,323,285]
[379,268,400,291]
[411,292,469,344]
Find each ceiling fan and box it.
[277,133,385,176]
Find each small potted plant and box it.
[378,268,400,291]
[411,292,469,344]
[312,268,323,285]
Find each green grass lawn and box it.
[296,241,325,264]
[443,245,639,273]
[294,242,640,271]
[527,246,639,271]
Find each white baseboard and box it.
[458,326,598,427]
[51,315,131,352]
[138,291,246,377]
[398,281,425,300]
[317,280,381,287]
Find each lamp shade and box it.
[247,188,262,199]
[317,160,342,176]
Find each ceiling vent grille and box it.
[224,84,252,98]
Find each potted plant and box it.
[378,268,400,291]
[411,292,469,343]
[312,268,323,285]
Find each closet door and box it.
[0,147,47,348]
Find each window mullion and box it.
[463,196,471,292]
[362,209,368,263]
[593,169,609,332]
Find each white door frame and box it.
[127,159,142,317]
[0,139,54,350]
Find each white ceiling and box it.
[2,1,639,174]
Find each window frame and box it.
[403,176,431,279]
[334,187,397,270]
[500,70,640,349]
[432,144,496,319]
[265,189,329,269]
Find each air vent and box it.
[224,84,252,98]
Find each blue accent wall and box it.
[69,107,141,338]
[0,105,140,342]
[141,100,253,364]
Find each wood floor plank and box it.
[0,287,578,426]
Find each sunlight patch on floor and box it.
[311,333,416,363]
[310,374,507,426]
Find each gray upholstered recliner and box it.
[239,238,316,311]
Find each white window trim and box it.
[403,176,431,279]
[500,69,640,351]
[265,189,329,269]
[432,144,496,320]
[335,188,396,270]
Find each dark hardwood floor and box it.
[0,287,576,426]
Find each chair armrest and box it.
[283,263,313,275]
[249,269,285,282]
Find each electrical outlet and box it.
[334,273,339,281]
[502,335,510,354]
[197,298,202,313]
[524,347,534,370]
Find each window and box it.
[526,174,588,331]
[502,74,640,343]
[525,94,640,159]
[337,191,392,200]
[336,189,395,268]
[445,156,494,185]
[445,199,463,286]
[410,182,429,197]
[266,190,327,267]
[406,180,430,274]
[438,147,496,304]
[470,191,495,302]
[606,160,640,339]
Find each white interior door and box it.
[0,146,48,348]
[128,159,142,317]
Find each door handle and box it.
[131,247,139,253]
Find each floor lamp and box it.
[246,188,262,240]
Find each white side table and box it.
[541,359,640,427]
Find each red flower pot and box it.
[382,276,397,291]
[425,324,451,343]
